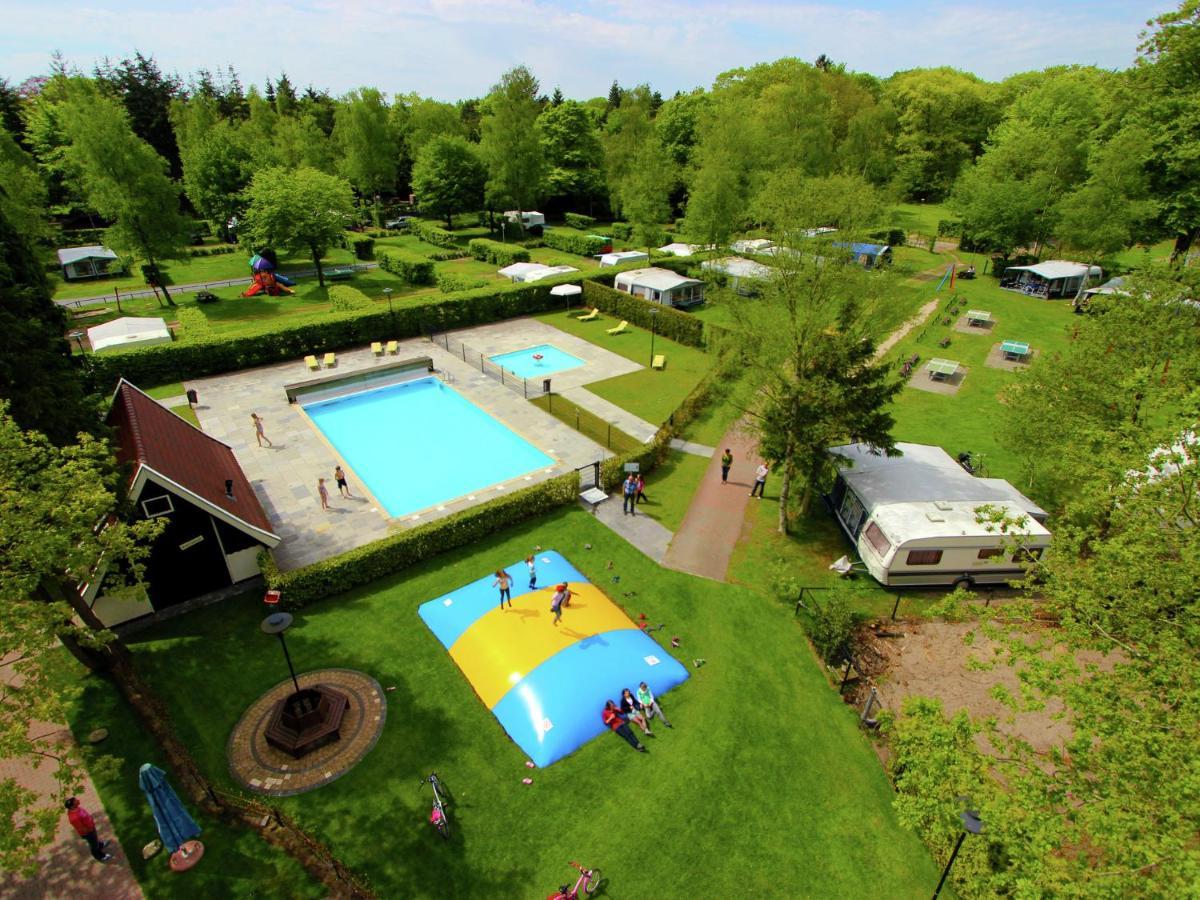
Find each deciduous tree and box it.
[334,87,398,223]
[479,66,545,216]
[411,135,486,228]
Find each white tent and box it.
[87,317,172,353]
[657,242,699,257]
[730,238,775,254]
[613,267,705,308]
[1002,260,1102,298]
[701,256,773,294]
[523,265,579,282]
[498,262,552,282]
[598,250,649,267]
[57,245,121,280]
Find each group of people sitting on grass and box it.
[601,684,672,753]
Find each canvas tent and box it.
[1082,275,1128,300]
[57,245,122,280]
[522,265,579,282]
[498,262,553,282]
[1001,260,1102,298]
[832,242,891,269]
[730,238,775,255]
[613,267,704,308]
[503,210,545,228]
[87,317,173,353]
[598,250,649,267]
[701,256,773,294]
[826,441,1050,587]
[657,242,703,257]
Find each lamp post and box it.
[260,612,302,698]
[383,287,394,330]
[69,331,85,355]
[932,808,983,899]
[649,306,659,370]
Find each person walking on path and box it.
[635,474,648,505]
[526,555,537,590]
[494,569,513,609]
[622,473,638,516]
[621,687,653,736]
[334,464,352,498]
[318,477,331,510]
[637,681,673,728]
[66,797,112,863]
[750,462,769,499]
[720,449,733,484]
[251,413,272,448]
[602,700,646,752]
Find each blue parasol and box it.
[137,764,201,854]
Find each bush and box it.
[542,230,609,257]
[437,273,488,294]
[327,285,373,311]
[935,219,963,239]
[580,280,705,347]
[409,220,460,249]
[803,592,863,665]
[188,244,237,258]
[343,234,376,260]
[870,228,907,247]
[261,473,579,607]
[377,249,435,285]
[468,238,530,266]
[174,305,212,342]
[564,212,596,230]
[611,222,632,240]
[428,250,468,262]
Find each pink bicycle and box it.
[546,861,601,899]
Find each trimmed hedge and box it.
[378,249,435,285]
[428,249,468,261]
[409,220,459,249]
[542,230,608,256]
[343,234,376,260]
[564,212,596,230]
[580,280,705,347]
[438,273,488,293]
[175,305,211,341]
[188,245,238,258]
[327,285,373,311]
[262,472,579,607]
[468,238,530,266]
[611,222,632,240]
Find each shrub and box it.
[468,238,530,266]
[261,473,579,607]
[428,250,468,262]
[188,244,236,258]
[870,228,907,247]
[564,212,596,230]
[542,230,609,257]
[935,219,962,239]
[327,285,373,311]
[174,305,212,342]
[437,273,488,294]
[377,249,435,285]
[580,280,705,347]
[611,221,632,240]
[343,234,376,260]
[409,220,460,249]
[803,592,863,665]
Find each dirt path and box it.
[874,259,958,359]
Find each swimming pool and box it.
[303,377,554,518]
[489,344,584,379]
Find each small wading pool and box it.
[303,377,554,518]
[488,344,584,379]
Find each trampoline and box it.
[417,551,688,767]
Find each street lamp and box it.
[383,287,394,330]
[260,612,302,698]
[69,330,86,355]
[649,306,659,370]
[932,807,984,899]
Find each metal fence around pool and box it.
[427,330,550,400]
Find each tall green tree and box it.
[478,66,545,216]
[334,87,397,223]
[59,81,191,305]
[537,100,604,212]
[240,166,355,287]
[410,135,486,228]
[94,52,184,176]
[602,85,654,215]
[0,129,50,244]
[176,112,253,238]
[618,138,673,252]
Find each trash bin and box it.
[542,378,552,393]
[186,389,198,405]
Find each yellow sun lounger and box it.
[652,354,666,370]
[323,352,336,368]
[305,355,319,371]
[577,307,600,321]
[385,340,398,355]
[371,341,383,356]
[606,320,629,335]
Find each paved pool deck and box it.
[188,319,641,571]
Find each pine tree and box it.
[551,86,564,106]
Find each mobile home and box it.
[613,267,705,309]
[700,256,773,295]
[826,442,1050,587]
[599,250,650,267]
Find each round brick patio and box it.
[227,668,386,797]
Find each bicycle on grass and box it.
[418,772,450,840]
[547,861,601,899]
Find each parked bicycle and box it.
[418,772,450,840]
[547,861,601,899]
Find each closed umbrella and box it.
[138,764,203,868]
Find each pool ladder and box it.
[437,368,455,385]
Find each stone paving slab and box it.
[669,439,716,458]
[585,496,673,564]
[561,387,659,443]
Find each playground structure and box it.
[418,551,688,767]
[242,252,296,297]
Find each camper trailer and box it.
[613,267,705,308]
[827,442,1051,587]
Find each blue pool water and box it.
[303,377,554,517]
[489,344,584,379]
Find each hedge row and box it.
[409,220,460,249]
[468,238,530,266]
[542,230,608,256]
[342,234,375,260]
[377,249,435,285]
[611,222,632,240]
[327,285,373,311]
[580,280,705,347]
[262,472,579,607]
[564,212,596,230]
[438,273,487,293]
[188,245,238,258]
[428,249,468,262]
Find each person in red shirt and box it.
[602,700,646,752]
[66,797,112,862]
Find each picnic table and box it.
[1000,340,1031,361]
[927,358,960,381]
[966,309,992,327]
[323,267,355,282]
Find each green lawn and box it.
[121,507,938,898]
[536,311,715,426]
[640,450,711,531]
[890,202,952,237]
[44,652,321,899]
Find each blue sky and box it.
[0,0,1169,99]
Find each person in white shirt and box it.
[750,462,769,498]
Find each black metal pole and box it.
[650,317,657,368]
[932,832,967,899]
[839,658,854,692]
[276,633,302,696]
[891,592,902,621]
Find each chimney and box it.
[224,479,234,499]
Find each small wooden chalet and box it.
[83,380,280,626]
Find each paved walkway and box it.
[0,656,142,899]
[584,495,674,564]
[560,387,659,443]
[662,422,761,581]
[669,438,715,458]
